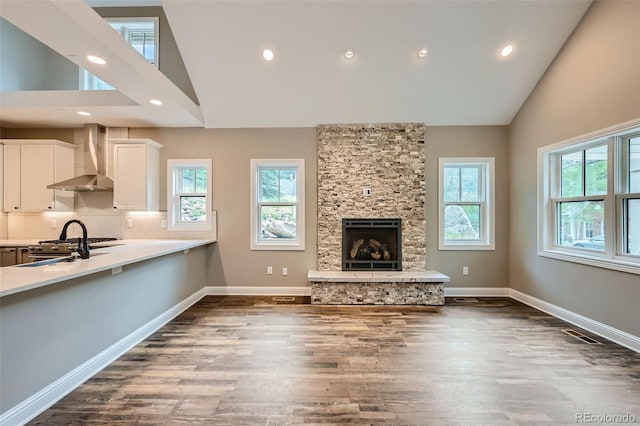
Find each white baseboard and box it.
[205,286,512,298]
[205,286,311,296]
[444,287,510,297]
[0,288,208,426]
[510,289,640,353]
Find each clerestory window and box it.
[82,18,158,90]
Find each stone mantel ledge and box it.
[307,270,450,283]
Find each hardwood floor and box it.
[31,297,640,425]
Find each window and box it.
[250,159,305,250]
[438,158,495,250]
[82,18,159,90]
[538,119,640,274]
[167,159,212,231]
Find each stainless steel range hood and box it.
[48,124,114,191]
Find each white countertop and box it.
[0,239,215,298]
[308,270,450,282]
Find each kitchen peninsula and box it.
[0,239,215,296]
[0,238,215,425]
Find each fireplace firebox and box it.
[342,218,402,271]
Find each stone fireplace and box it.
[342,218,402,271]
[311,123,446,305]
[317,123,426,271]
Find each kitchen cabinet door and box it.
[3,144,21,211]
[1,140,75,212]
[112,140,161,211]
[21,144,55,211]
[53,144,75,211]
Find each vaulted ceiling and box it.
[0,0,592,129]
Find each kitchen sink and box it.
[17,253,106,267]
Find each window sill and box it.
[439,243,495,251]
[251,243,305,251]
[539,249,640,275]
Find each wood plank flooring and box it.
[30,297,640,425]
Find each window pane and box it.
[561,151,583,197]
[195,168,207,193]
[443,167,460,202]
[444,204,480,240]
[260,168,297,202]
[261,205,296,239]
[460,167,480,201]
[181,168,195,193]
[179,196,206,222]
[585,145,607,196]
[624,199,639,255]
[109,21,156,64]
[630,137,640,193]
[260,168,280,202]
[557,200,605,250]
[279,169,297,202]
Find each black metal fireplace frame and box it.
[342,218,402,271]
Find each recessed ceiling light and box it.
[77,111,91,117]
[500,44,514,57]
[344,49,355,60]
[417,48,428,59]
[86,55,106,65]
[149,99,163,106]
[262,49,274,61]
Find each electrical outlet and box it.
[50,219,57,229]
[161,219,167,229]
[282,267,288,276]
[267,266,273,275]
[463,266,469,275]
[126,218,133,228]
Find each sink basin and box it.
[18,256,75,267]
[17,253,106,267]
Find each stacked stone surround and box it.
[317,123,426,271]
[311,282,444,305]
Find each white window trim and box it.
[537,118,640,275]
[438,157,495,250]
[167,159,212,231]
[250,159,305,251]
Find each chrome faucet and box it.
[59,219,90,259]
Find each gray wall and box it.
[3,124,511,289]
[508,0,640,337]
[127,127,318,289]
[0,18,78,91]
[0,246,208,413]
[94,7,199,105]
[426,126,510,287]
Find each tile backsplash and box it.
[6,210,217,241]
[0,212,8,239]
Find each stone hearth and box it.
[308,271,447,305]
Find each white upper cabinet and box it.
[110,139,162,211]
[1,140,75,212]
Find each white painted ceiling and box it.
[0,0,592,129]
